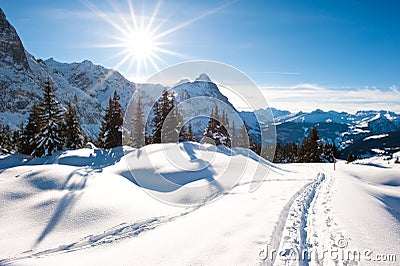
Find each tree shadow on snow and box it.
[34,167,97,246]
[373,194,400,223]
[120,143,224,193]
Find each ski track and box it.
[2,166,340,266]
[305,166,350,266]
[261,170,332,266]
[262,166,351,266]
[1,174,311,265]
[0,207,200,265]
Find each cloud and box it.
[260,84,400,113]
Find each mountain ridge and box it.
[0,7,398,156]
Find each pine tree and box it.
[130,97,145,148]
[98,91,123,149]
[179,123,196,142]
[322,143,340,163]
[20,104,41,155]
[0,125,13,153]
[147,101,162,144]
[11,129,20,153]
[346,152,357,163]
[296,126,323,163]
[147,90,181,144]
[162,94,183,143]
[63,102,84,149]
[203,106,231,147]
[98,97,112,147]
[32,81,64,157]
[187,123,196,142]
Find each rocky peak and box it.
[0,8,30,71]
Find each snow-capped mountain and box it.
[265,108,400,152]
[0,7,398,155]
[0,8,135,138]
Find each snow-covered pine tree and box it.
[19,104,41,155]
[98,90,123,149]
[187,123,196,142]
[296,126,323,163]
[147,101,161,144]
[163,99,183,143]
[322,143,340,162]
[178,124,188,142]
[235,121,250,148]
[179,123,196,142]
[203,106,231,147]
[98,97,112,147]
[148,90,179,144]
[130,97,145,148]
[63,102,84,149]
[32,81,64,157]
[346,151,357,163]
[0,125,13,153]
[11,128,20,153]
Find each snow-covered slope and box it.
[1,144,399,265]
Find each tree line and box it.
[0,80,85,157]
[272,126,342,163]
[0,82,348,163]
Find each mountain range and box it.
[0,8,399,157]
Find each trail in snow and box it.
[274,172,325,266]
[1,208,197,265]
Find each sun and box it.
[121,28,159,74]
[85,0,236,80]
[126,31,155,61]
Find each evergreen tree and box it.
[32,81,64,157]
[296,126,323,163]
[187,123,196,142]
[274,142,298,163]
[179,123,196,142]
[322,143,340,162]
[147,101,161,144]
[203,106,231,147]
[346,152,357,163]
[20,104,41,155]
[147,90,181,144]
[98,90,123,149]
[11,128,20,153]
[63,102,84,149]
[130,97,145,148]
[0,125,13,153]
[162,94,183,143]
[236,121,250,148]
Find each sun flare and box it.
[85,0,235,81]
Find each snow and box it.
[0,144,399,265]
[363,133,389,141]
[194,73,212,82]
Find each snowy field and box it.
[0,143,399,265]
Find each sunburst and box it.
[85,0,236,81]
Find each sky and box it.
[1,0,400,113]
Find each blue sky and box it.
[1,0,399,112]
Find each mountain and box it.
[0,7,398,158]
[0,8,135,138]
[264,108,400,156]
[341,131,400,158]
